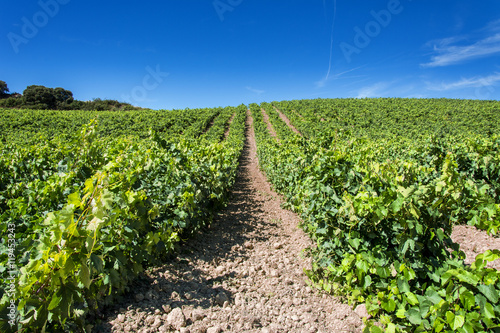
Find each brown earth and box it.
[451,225,500,270]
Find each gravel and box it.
[93,112,363,333]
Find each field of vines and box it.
[1,97,500,332]
[251,98,500,332]
[0,105,247,332]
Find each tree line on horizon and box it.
[0,80,143,111]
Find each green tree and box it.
[0,80,10,99]
[24,85,55,109]
[2,83,138,110]
[53,87,73,103]
[23,85,75,109]
[53,87,74,109]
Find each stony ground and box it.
[92,111,500,333]
[451,225,500,270]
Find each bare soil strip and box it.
[94,113,363,333]
[223,113,236,139]
[261,108,278,141]
[452,225,500,270]
[203,120,216,135]
[273,107,302,137]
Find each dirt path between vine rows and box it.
[261,108,278,141]
[223,113,236,139]
[273,107,302,137]
[94,113,364,333]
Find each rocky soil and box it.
[451,225,500,270]
[93,113,363,333]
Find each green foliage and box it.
[250,99,500,332]
[276,98,500,140]
[0,105,247,332]
[3,96,499,332]
[202,106,237,142]
[23,85,59,110]
[72,98,141,112]
[0,81,10,99]
[0,107,244,146]
[20,86,139,111]
[0,82,142,111]
[0,96,23,108]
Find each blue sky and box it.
[1,0,499,109]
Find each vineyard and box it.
[1,98,500,332]
[0,105,247,332]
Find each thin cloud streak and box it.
[317,0,337,88]
[316,65,365,88]
[426,72,500,91]
[246,86,265,95]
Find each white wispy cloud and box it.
[315,77,329,88]
[421,21,500,68]
[483,19,500,33]
[355,82,390,98]
[426,72,500,91]
[246,86,265,95]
